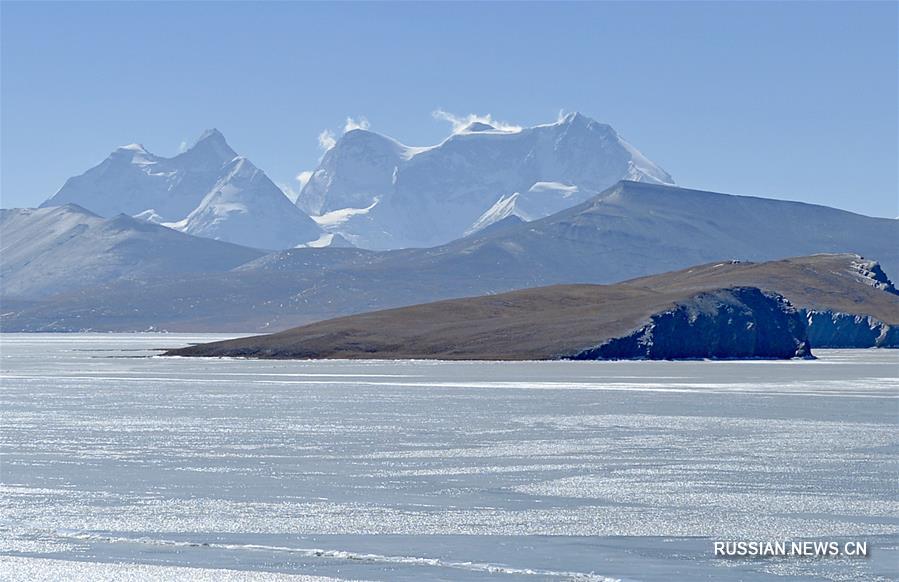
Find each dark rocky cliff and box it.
[804,310,899,348]
[570,288,811,360]
[627,254,899,350]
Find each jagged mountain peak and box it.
[40,129,322,249]
[196,127,225,142]
[559,111,587,125]
[298,113,675,249]
[553,111,617,137]
[179,128,238,163]
[109,143,156,164]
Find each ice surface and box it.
[1,334,896,580]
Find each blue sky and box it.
[2,1,897,217]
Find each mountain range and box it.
[39,114,673,251]
[298,112,675,249]
[40,129,323,250]
[4,181,897,335]
[4,112,896,347]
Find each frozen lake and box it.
[1,334,897,581]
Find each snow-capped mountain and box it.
[297,112,674,249]
[163,156,323,250]
[41,130,323,249]
[0,204,263,298]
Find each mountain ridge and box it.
[297,113,675,249]
[40,130,322,249]
[0,204,264,299]
[3,180,896,333]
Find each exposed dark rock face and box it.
[627,254,899,350]
[570,288,811,360]
[804,310,899,348]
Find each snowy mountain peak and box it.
[461,121,497,133]
[196,127,226,142]
[181,128,238,163]
[298,112,675,249]
[117,143,149,153]
[297,129,412,216]
[556,111,615,135]
[165,152,323,250]
[110,143,155,164]
[560,111,589,124]
[41,129,322,249]
[337,128,411,156]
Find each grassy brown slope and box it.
[626,254,899,324]
[166,253,898,360]
[167,285,702,360]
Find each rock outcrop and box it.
[627,254,899,350]
[804,310,899,348]
[571,288,811,360]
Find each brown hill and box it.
[166,254,898,360]
[167,285,810,361]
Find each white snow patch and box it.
[432,109,522,134]
[312,198,380,228]
[528,182,579,196]
[466,193,531,236]
[296,233,335,248]
[132,209,164,224]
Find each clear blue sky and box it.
[2,1,897,217]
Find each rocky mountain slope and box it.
[166,285,811,361]
[0,205,264,298]
[40,130,322,249]
[297,113,674,249]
